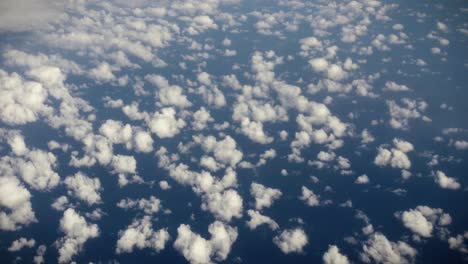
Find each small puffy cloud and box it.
[0,174,36,231]
[116,216,169,254]
[15,149,60,191]
[64,172,102,205]
[434,170,461,190]
[133,130,154,153]
[174,221,237,264]
[89,62,116,82]
[399,209,433,237]
[7,133,28,156]
[374,139,413,171]
[273,228,308,254]
[34,245,47,264]
[193,135,243,167]
[246,209,279,230]
[56,208,99,263]
[397,206,452,238]
[146,74,191,108]
[117,196,162,215]
[385,81,410,92]
[454,140,468,150]
[201,189,243,222]
[361,129,375,144]
[51,196,72,211]
[323,245,350,264]
[8,237,36,251]
[327,64,347,81]
[361,233,417,264]
[309,58,329,72]
[148,108,186,138]
[188,15,218,35]
[192,107,214,131]
[355,174,370,184]
[159,180,171,190]
[111,155,137,174]
[300,186,320,207]
[250,182,282,210]
[0,70,50,125]
[387,98,429,130]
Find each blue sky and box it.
[0,0,467,263]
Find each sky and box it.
[0,0,467,263]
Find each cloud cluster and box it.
[116,216,169,254]
[56,208,99,263]
[174,221,238,264]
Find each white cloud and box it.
[273,228,308,254]
[309,58,329,72]
[89,62,116,82]
[8,237,36,251]
[0,174,36,231]
[397,205,452,238]
[116,216,169,254]
[146,74,191,108]
[148,107,186,138]
[174,221,237,264]
[355,174,370,184]
[399,209,433,237]
[111,155,137,175]
[192,107,214,131]
[193,135,243,167]
[0,70,50,125]
[385,81,410,92]
[454,140,468,150]
[434,170,461,190]
[64,172,102,205]
[250,182,282,210]
[246,209,279,230]
[300,186,320,207]
[56,208,99,263]
[374,139,414,171]
[361,233,417,264]
[201,189,243,222]
[117,196,162,215]
[133,130,154,153]
[0,0,63,32]
[323,245,349,264]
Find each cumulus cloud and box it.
[116,216,169,254]
[300,186,320,207]
[201,189,243,222]
[0,70,51,126]
[434,170,461,190]
[146,74,191,108]
[148,108,186,138]
[273,228,308,254]
[117,196,162,215]
[174,221,238,264]
[64,172,102,205]
[323,245,349,264]
[361,233,417,264]
[250,182,282,210]
[111,155,137,175]
[396,206,452,238]
[193,135,243,167]
[8,237,36,251]
[374,138,414,172]
[56,208,99,263]
[355,174,370,184]
[0,174,36,231]
[246,209,279,230]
